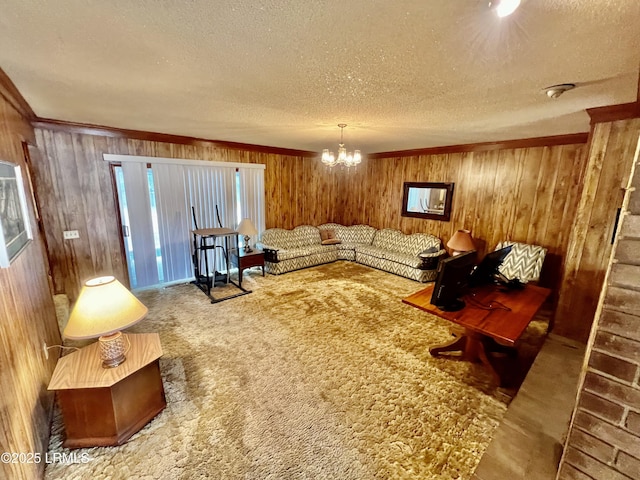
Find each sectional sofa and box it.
[257,223,446,282]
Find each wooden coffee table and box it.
[403,283,551,385]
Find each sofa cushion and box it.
[319,223,376,244]
[276,244,337,261]
[321,238,342,245]
[355,245,388,260]
[260,225,321,250]
[373,229,441,256]
[356,245,422,268]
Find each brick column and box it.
[558,140,640,479]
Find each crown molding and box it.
[367,133,589,159]
[31,118,319,158]
[587,101,640,124]
[0,67,36,120]
[33,117,590,160]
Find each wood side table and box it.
[48,333,166,448]
[230,248,265,286]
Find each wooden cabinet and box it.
[48,333,166,448]
[230,248,265,286]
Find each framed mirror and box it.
[401,182,454,221]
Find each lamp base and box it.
[98,331,127,368]
[243,234,253,253]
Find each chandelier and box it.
[321,124,362,168]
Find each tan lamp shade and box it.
[447,229,475,254]
[237,218,258,252]
[64,276,148,340]
[237,218,258,237]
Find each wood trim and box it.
[31,118,318,157]
[108,163,130,289]
[367,133,589,159]
[587,101,640,125]
[0,67,36,120]
[33,118,591,160]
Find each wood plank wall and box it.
[558,127,640,480]
[32,128,593,338]
[33,130,340,298]
[336,144,587,304]
[555,118,640,342]
[0,96,60,479]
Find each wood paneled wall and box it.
[34,126,607,340]
[33,130,340,298]
[0,96,60,479]
[555,118,640,342]
[558,125,640,480]
[337,144,587,300]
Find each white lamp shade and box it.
[237,218,258,236]
[64,276,148,340]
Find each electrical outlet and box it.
[63,230,80,240]
[43,342,49,360]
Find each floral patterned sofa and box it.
[257,223,445,282]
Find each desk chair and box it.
[451,241,548,357]
[495,241,547,284]
[482,241,548,358]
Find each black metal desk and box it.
[191,227,250,303]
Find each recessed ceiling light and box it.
[489,0,521,17]
[543,83,576,99]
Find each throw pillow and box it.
[320,229,337,240]
[419,246,439,257]
[321,238,342,245]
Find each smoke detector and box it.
[544,83,576,99]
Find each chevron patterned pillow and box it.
[496,241,547,283]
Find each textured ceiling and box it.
[1,0,639,154]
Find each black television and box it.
[468,245,513,287]
[430,250,477,311]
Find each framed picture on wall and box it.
[401,182,454,221]
[0,160,32,268]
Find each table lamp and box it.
[64,276,148,368]
[447,229,475,256]
[237,218,258,252]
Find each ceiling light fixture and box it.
[544,83,576,99]
[321,124,362,169]
[489,0,521,17]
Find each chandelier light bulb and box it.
[490,0,521,17]
[320,124,363,170]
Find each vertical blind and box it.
[106,155,265,289]
[120,162,159,288]
[238,166,266,233]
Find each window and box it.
[109,155,265,290]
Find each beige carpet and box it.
[45,262,547,480]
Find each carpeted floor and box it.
[45,262,547,480]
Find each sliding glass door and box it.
[111,156,265,290]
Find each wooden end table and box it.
[230,248,265,287]
[48,333,166,448]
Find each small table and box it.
[403,284,551,386]
[48,333,166,448]
[230,248,265,287]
